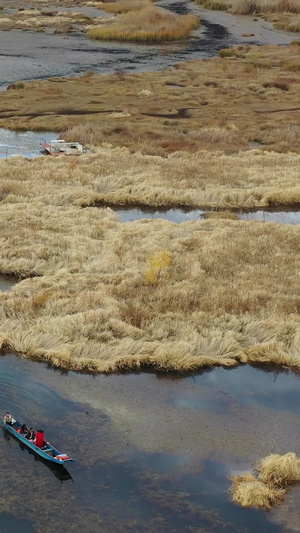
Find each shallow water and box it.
[111,205,300,225]
[0,129,57,158]
[0,0,295,87]
[0,274,19,291]
[0,354,300,531]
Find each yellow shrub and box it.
[145,252,172,285]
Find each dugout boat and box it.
[3,415,75,465]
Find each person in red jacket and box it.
[36,429,46,448]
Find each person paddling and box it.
[36,429,46,448]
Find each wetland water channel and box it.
[0,0,296,87]
[0,3,298,532]
[109,205,300,225]
[0,352,299,532]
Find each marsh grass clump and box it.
[218,48,237,58]
[145,252,172,285]
[88,6,200,42]
[1,44,300,155]
[230,473,286,509]
[101,0,150,13]
[257,453,300,486]
[231,453,300,510]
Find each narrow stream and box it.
[111,205,300,225]
[0,354,299,532]
[0,130,57,158]
[0,274,19,291]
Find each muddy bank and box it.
[0,0,296,87]
[1,353,300,531]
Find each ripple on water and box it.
[0,356,79,420]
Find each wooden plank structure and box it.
[41,139,88,156]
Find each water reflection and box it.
[0,354,298,531]
[168,364,300,415]
[111,205,300,225]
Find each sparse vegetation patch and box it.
[88,5,200,42]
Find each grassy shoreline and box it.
[1,38,300,373]
[1,43,300,155]
[0,150,300,373]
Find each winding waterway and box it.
[110,205,300,226]
[0,3,299,532]
[0,0,296,87]
[0,353,299,532]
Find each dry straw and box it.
[257,452,300,486]
[230,473,286,510]
[231,453,300,509]
[88,5,200,42]
[0,149,300,372]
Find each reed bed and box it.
[88,6,200,42]
[1,44,300,155]
[230,473,286,509]
[101,0,151,14]
[1,148,300,209]
[231,453,300,509]
[257,453,300,486]
[0,149,300,372]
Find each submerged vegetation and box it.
[231,453,300,509]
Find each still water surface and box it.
[0,274,18,291]
[0,353,299,531]
[0,130,56,158]
[112,205,300,225]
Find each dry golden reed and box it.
[1,44,300,156]
[88,6,200,42]
[230,473,286,509]
[231,452,300,509]
[0,147,300,372]
[257,452,300,486]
